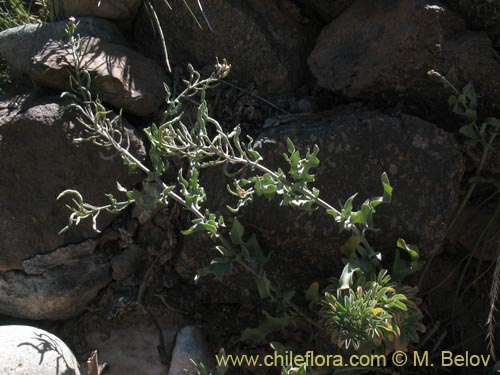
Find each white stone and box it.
[0,325,81,375]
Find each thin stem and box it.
[449,132,497,230]
[419,131,498,289]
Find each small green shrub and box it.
[320,270,423,354]
[59,18,425,371]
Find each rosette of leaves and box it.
[319,269,424,354]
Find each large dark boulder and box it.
[296,0,355,23]
[308,0,500,128]
[0,94,145,318]
[133,0,318,93]
[0,240,111,320]
[175,109,464,302]
[442,0,500,48]
[0,94,145,271]
[448,202,500,262]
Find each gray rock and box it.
[23,239,97,275]
[308,0,500,126]
[169,326,212,375]
[0,17,126,77]
[0,325,81,375]
[134,0,318,93]
[175,109,464,302]
[442,0,500,48]
[111,244,144,281]
[30,36,168,116]
[0,251,111,319]
[0,94,145,272]
[60,0,141,20]
[297,0,355,23]
[86,313,179,375]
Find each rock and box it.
[30,36,167,116]
[0,93,145,272]
[0,239,110,319]
[0,17,126,77]
[442,0,500,48]
[60,0,142,20]
[23,239,97,275]
[176,109,464,302]
[86,313,179,375]
[448,203,500,262]
[297,0,354,23]
[0,251,111,319]
[111,244,144,280]
[169,326,212,375]
[134,0,318,93]
[0,325,82,375]
[308,0,500,127]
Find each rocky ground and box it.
[0,0,500,374]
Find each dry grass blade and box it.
[180,0,203,29]
[144,0,171,72]
[161,0,172,10]
[451,204,500,325]
[486,240,500,360]
[195,0,212,32]
[86,350,108,375]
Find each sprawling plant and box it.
[428,70,500,360]
[59,18,424,362]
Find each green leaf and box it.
[393,239,422,282]
[116,181,127,192]
[396,238,420,261]
[276,289,295,304]
[342,194,357,218]
[459,122,478,139]
[464,108,477,123]
[305,281,320,303]
[351,203,372,226]
[245,233,267,265]
[484,117,500,129]
[132,189,157,211]
[339,263,359,290]
[256,272,272,299]
[241,311,294,343]
[215,245,232,257]
[270,341,287,355]
[462,83,477,108]
[230,218,245,245]
[286,138,295,155]
[448,95,457,108]
[327,209,339,219]
[340,236,362,258]
[126,160,138,174]
[381,172,393,203]
[215,348,229,375]
[196,257,232,281]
